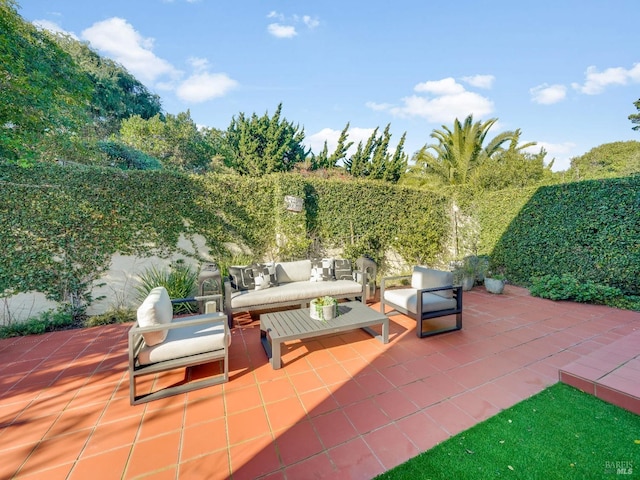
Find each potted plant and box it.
[455,256,488,291]
[310,296,338,321]
[484,270,506,294]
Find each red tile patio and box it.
[0,286,638,479]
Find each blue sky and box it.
[19,0,640,171]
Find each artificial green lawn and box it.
[377,383,640,479]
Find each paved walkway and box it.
[0,286,638,479]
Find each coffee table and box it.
[260,301,389,369]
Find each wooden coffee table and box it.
[260,301,389,369]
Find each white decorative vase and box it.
[310,300,337,321]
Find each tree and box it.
[406,115,516,187]
[0,1,92,165]
[342,124,407,182]
[310,141,329,170]
[48,33,162,137]
[567,141,640,180]
[119,111,219,173]
[225,103,308,176]
[328,122,354,168]
[629,98,640,131]
[344,128,378,178]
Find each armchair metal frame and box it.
[128,294,228,405]
[380,275,463,338]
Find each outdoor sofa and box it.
[223,256,376,326]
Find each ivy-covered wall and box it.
[0,163,448,319]
[2,162,637,321]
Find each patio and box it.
[1,286,638,480]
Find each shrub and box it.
[0,310,76,338]
[529,274,625,305]
[84,307,136,327]
[136,261,198,314]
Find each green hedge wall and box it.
[0,163,449,314]
[2,161,637,315]
[484,177,640,295]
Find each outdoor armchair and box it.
[380,266,462,338]
[128,287,229,405]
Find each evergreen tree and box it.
[311,141,329,170]
[385,132,408,182]
[369,124,392,180]
[629,98,640,131]
[225,103,308,176]
[327,122,354,168]
[346,127,378,177]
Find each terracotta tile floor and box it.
[1,286,638,480]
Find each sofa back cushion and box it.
[310,258,334,282]
[411,266,454,299]
[276,259,312,283]
[228,265,255,291]
[137,286,173,346]
[252,263,278,290]
[334,258,353,280]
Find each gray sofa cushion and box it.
[383,288,457,314]
[230,279,363,309]
[137,315,227,365]
[276,259,312,283]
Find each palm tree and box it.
[406,115,516,186]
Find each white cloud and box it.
[306,126,376,155]
[187,57,210,73]
[267,23,297,38]
[462,74,495,89]
[365,101,393,111]
[387,90,494,124]
[176,72,238,103]
[524,141,576,171]
[302,15,320,29]
[80,17,237,104]
[414,77,465,95]
[371,77,494,123]
[81,17,179,85]
[266,12,318,37]
[267,11,285,21]
[571,63,640,95]
[32,19,79,40]
[530,83,567,105]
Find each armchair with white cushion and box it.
[128,286,229,405]
[380,266,462,338]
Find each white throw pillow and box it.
[411,266,454,298]
[136,286,173,346]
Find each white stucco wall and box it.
[1,233,214,324]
